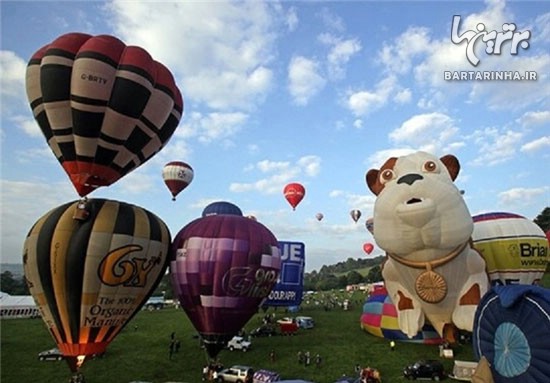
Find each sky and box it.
[1,0,549,272]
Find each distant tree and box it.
[534,207,550,232]
[1,271,29,295]
[346,270,363,285]
[338,274,348,288]
[366,265,383,283]
[316,274,339,291]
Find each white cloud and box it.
[317,7,345,33]
[285,6,299,32]
[469,127,524,166]
[0,50,28,112]
[521,136,550,153]
[287,56,327,105]
[230,155,321,194]
[378,26,432,74]
[498,186,549,207]
[516,110,550,127]
[176,111,249,144]
[319,33,361,80]
[345,76,397,116]
[394,88,412,104]
[105,1,281,111]
[389,112,460,153]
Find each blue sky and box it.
[1,0,549,272]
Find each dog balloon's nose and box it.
[397,173,423,186]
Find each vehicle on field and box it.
[403,359,446,381]
[278,320,299,335]
[216,365,254,383]
[38,348,64,361]
[227,336,252,352]
[276,317,294,324]
[250,324,277,337]
[295,316,315,329]
[143,295,165,311]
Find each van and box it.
[295,316,315,329]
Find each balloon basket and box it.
[73,198,90,221]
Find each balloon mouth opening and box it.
[73,198,90,221]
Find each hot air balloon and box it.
[350,209,361,223]
[202,201,243,217]
[283,183,305,210]
[26,33,183,197]
[23,199,170,375]
[363,242,374,255]
[365,217,374,235]
[472,212,549,286]
[361,285,443,344]
[163,161,193,201]
[170,214,281,360]
[473,285,550,383]
[315,213,324,221]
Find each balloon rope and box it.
[386,241,469,271]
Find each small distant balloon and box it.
[350,209,362,223]
[365,217,374,234]
[315,213,324,221]
[163,161,194,201]
[363,242,374,255]
[283,183,305,210]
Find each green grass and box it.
[1,291,475,383]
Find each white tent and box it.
[0,291,40,319]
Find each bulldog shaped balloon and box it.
[366,151,489,340]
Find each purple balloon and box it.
[170,215,281,359]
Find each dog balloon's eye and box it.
[423,161,438,173]
[380,169,395,183]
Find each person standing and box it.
[315,354,322,368]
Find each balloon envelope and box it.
[26,33,183,197]
[473,285,550,383]
[23,199,171,372]
[202,201,243,217]
[163,161,193,200]
[315,213,324,221]
[363,243,374,255]
[365,217,374,234]
[472,212,548,286]
[170,215,281,359]
[360,285,443,344]
[283,183,305,210]
[350,209,361,223]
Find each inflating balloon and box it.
[23,199,170,373]
[202,201,243,217]
[170,215,281,360]
[315,213,324,221]
[283,183,305,210]
[473,285,550,383]
[363,242,374,255]
[472,212,548,286]
[361,285,443,344]
[163,161,194,201]
[350,209,361,223]
[26,33,183,197]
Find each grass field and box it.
[4,274,550,383]
[1,290,477,383]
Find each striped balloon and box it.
[162,161,194,201]
[361,285,443,344]
[23,199,171,372]
[26,33,183,197]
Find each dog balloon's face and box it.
[366,151,473,255]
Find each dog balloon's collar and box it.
[386,241,469,304]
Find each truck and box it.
[143,296,165,311]
[226,336,252,352]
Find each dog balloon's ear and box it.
[440,154,460,181]
[366,169,382,195]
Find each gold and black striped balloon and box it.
[23,199,170,372]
